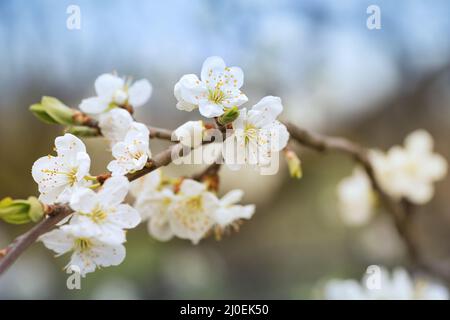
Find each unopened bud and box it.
[285,149,302,179]
[0,196,44,224]
[217,106,239,126]
[30,96,76,125]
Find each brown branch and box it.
[285,121,450,284]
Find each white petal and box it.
[107,159,127,177]
[95,73,124,98]
[32,156,69,189]
[128,79,152,108]
[69,251,97,276]
[91,242,126,268]
[130,169,162,197]
[172,120,204,148]
[199,101,224,118]
[110,204,141,229]
[405,129,433,153]
[99,108,133,145]
[98,176,130,207]
[201,56,226,82]
[423,154,447,180]
[224,66,244,88]
[148,210,174,241]
[79,96,110,114]
[249,96,283,127]
[70,187,98,213]
[39,228,74,255]
[55,133,86,158]
[176,74,207,105]
[220,189,244,206]
[214,204,255,227]
[74,152,91,181]
[179,179,206,196]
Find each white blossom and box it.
[98,108,133,147]
[337,168,375,226]
[370,129,447,204]
[213,189,255,228]
[40,224,125,277]
[69,176,141,244]
[80,73,152,114]
[323,267,448,300]
[223,96,289,171]
[32,134,91,204]
[168,179,219,244]
[174,56,248,118]
[131,170,175,242]
[107,122,151,176]
[172,120,205,148]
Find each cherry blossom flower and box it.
[370,129,447,204]
[213,189,255,228]
[223,96,289,171]
[98,108,134,147]
[40,224,126,277]
[131,170,176,241]
[107,123,151,176]
[337,168,376,226]
[32,134,91,204]
[69,176,141,244]
[168,179,219,244]
[172,120,205,148]
[174,56,248,118]
[80,73,152,115]
[323,267,448,300]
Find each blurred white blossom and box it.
[337,167,375,226]
[213,189,255,228]
[370,129,447,204]
[131,170,176,242]
[131,171,255,244]
[80,73,152,114]
[323,267,448,300]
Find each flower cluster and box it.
[131,169,255,244]
[33,134,141,276]
[31,73,155,276]
[175,56,290,172]
[322,266,448,300]
[337,130,447,226]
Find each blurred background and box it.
[1,0,450,299]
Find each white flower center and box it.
[74,238,92,252]
[113,89,128,105]
[41,167,79,186]
[244,123,258,145]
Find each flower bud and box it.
[284,149,302,179]
[30,96,76,125]
[65,126,100,137]
[0,196,44,224]
[217,106,239,126]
